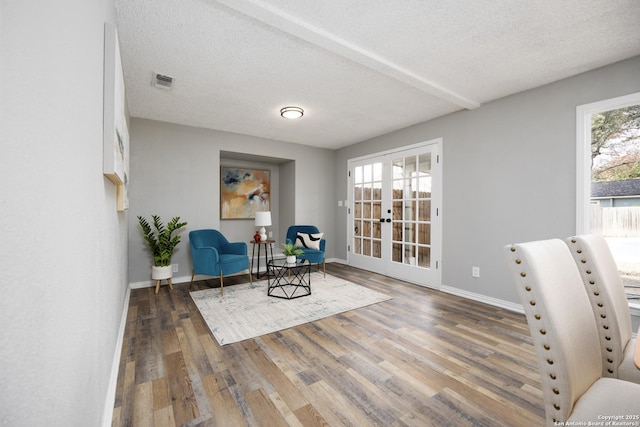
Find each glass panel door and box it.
[350,159,386,272]
[386,148,436,284]
[348,141,441,288]
[391,153,431,267]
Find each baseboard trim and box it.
[130,260,346,290]
[129,274,194,290]
[439,284,524,314]
[101,285,131,427]
[129,269,270,290]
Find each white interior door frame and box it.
[576,92,640,234]
[346,138,442,287]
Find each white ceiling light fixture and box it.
[280,106,304,119]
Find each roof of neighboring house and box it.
[592,178,640,197]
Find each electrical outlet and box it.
[268,231,273,238]
[472,266,480,278]
[172,264,179,273]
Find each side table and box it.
[250,239,275,279]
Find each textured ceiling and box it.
[115,0,640,149]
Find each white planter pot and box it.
[286,255,296,264]
[151,265,173,280]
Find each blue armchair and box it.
[286,225,326,277]
[189,229,251,295]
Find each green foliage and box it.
[282,242,303,257]
[137,215,188,266]
[591,105,640,181]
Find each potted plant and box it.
[282,241,303,264]
[138,215,188,280]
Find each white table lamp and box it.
[255,211,271,241]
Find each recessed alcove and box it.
[219,151,295,247]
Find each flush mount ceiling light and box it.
[280,106,304,119]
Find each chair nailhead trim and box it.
[520,272,526,277]
[554,404,560,410]
[550,373,556,380]
[525,286,531,291]
[581,259,586,264]
[510,247,516,252]
[586,270,592,274]
[516,259,522,264]
[547,358,554,365]
[553,388,559,395]
[544,344,550,350]
[540,329,546,335]
[535,314,541,320]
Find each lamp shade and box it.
[255,211,272,227]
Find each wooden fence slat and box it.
[591,206,640,237]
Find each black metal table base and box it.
[251,240,275,279]
[267,259,311,299]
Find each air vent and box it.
[152,72,174,90]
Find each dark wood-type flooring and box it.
[112,263,545,426]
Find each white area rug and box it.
[190,272,392,345]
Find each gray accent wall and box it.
[336,56,640,304]
[128,119,337,283]
[2,1,129,426]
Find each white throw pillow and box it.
[295,232,323,250]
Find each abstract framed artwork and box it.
[103,22,129,211]
[221,167,270,219]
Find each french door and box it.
[348,141,441,288]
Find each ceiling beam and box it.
[211,0,481,110]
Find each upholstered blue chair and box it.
[286,225,325,277]
[189,229,251,296]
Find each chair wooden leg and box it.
[189,270,195,290]
[323,260,326,278]
[249,268,252,283]
[220,271,224,296]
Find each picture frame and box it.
[220,167,270,219]
[103,22,129,211]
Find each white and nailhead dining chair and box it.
[505,239,640,426]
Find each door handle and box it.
[379,218,392,223]
[379,218,385,223]
[385,218,391,223]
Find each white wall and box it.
[128,118,336,284]
[336,56,640,304]
[1,1,129,426]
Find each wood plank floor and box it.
[111,263,545,426]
